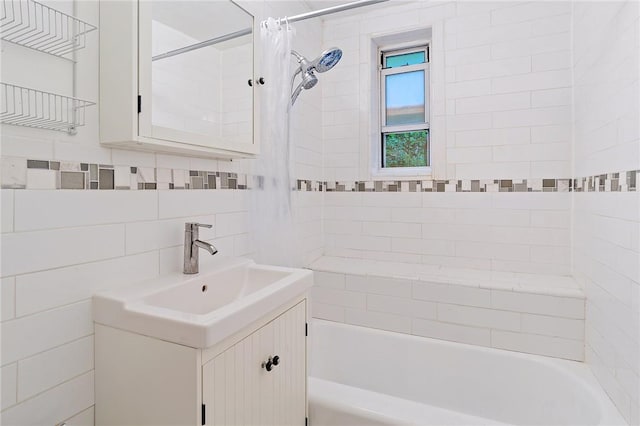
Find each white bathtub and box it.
[309,320,625,426]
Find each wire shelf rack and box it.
[1,82,95,133]
[0,0,97,58]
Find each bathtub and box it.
[309,320,625,426]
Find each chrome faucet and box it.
[184,222,218,274]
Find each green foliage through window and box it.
[383,130,429,168]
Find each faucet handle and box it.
[185,222,213,230]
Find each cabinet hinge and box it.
[201,404,206,425]
[137,95,142,113]
[305,322,308,337]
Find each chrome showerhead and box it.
[301,70,318,89]
[312,47,342,73]
[291,70,318,105]
[290,47,342,106]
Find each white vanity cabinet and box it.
[95,298,307,426]
[203,301,307,425]
[99,0,259,159]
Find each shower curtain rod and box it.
[152,0,389,62]
[278,0,390,24]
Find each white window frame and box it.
[375,44,430,177]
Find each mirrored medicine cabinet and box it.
[99,0,259,158]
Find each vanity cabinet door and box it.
[202,301,307,426]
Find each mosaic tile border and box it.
[1,157,638,193]
[2,157,246,190]
[316,171,639,193]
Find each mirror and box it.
[149,1,253,149]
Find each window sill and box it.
[371,166,432,180]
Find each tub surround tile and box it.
[412,317,492,347]
[414,281,492,308]
[437,303,521,332]
[346,274,412,298]
[521,314,585,340]
[314,271,347,289]
[345,308,412,334]
[491,330,583,361]
[311,302,346,322]
[491,289,584,319]
[311,286,366,309]
[310,256,586,361]
[586,346,633,421]
[311,257,583,298]
[366,294,437,320]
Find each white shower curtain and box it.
[250,18,300,267]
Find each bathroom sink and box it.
[93,258,313,348]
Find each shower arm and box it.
[290,50,308,92]
[291,67,303,93]
[290,51,312,105]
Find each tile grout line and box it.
[3,369,94,414]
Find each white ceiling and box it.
[301,0,393,20]
[153,1,252,44]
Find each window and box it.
[379,45,429,171]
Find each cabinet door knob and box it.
[272,355,280,366]
[248,79,253,87]
[258,77,265,85]
[262,358,273,372]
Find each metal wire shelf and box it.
[0,0,97,58]
[1,82,95,133]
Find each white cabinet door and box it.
[99,0,259,158]
[202,302,306,426]
[137,0,257,154]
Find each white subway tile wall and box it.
[318,1,578,276]
[310,260,585,361]
[324,192,572,275]
[322,1,573,183]
[573,1,640,424]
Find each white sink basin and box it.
[93,258,313,348]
